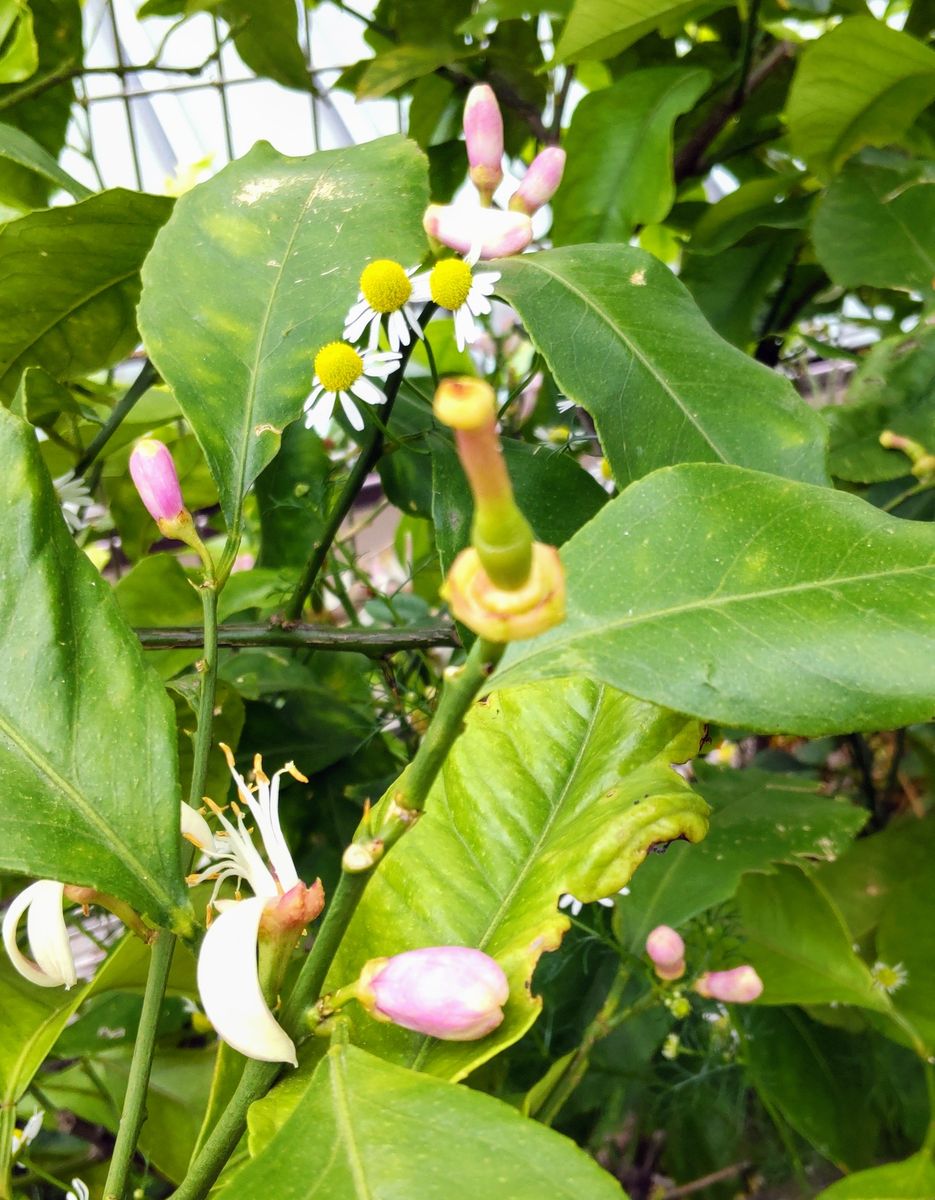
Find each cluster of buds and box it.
[879,429,935,481]
[319,946,509,1042]
[434,377,565,642]
[423,83,566,261]
[645,925,763,1004]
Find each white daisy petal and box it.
[388,309,411,351]
[344,306,374,345]
[305,390,335,434]
[351,376,386,407]
[303,383,324,411]
[339,392,365,431]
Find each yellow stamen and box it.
[315,342,364,393]
[253,753,269,785]
[430,259,473,310]
[285,761,308,784]
[219,742,236,768]
[360,259,412,313]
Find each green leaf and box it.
[551,67,710,245]
[256,421,331,568]
[0,1,37,84]
[11,364,83,429]
[785,17,935,181]
[555,0,725,62]
[0,0,82,212]
[744,1007,879,1170]
[495,463,935,735]
[114,553,202,680]
[617,765,866,950]
[138,137,429,528]
[492,247,830,488]
[219,0,312,91]
[819,814,935,941]
[0,408,188,926]
[459,0,571,35]
[0,189,172,402]
[356,44,464,99]
[689,176,811,255]
[228,1043,628,1199]
[876,874,935,1053]
[825,327,935,484]
[737,864,889,1011]
[431,435,607,573]
[328,678,708,1080]
[816,1152,935,1199]
[812,160,935,293]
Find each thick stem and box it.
[103,584,219,1200]
[169,635,504,1200]
[135,622,458,654]
[283,304,436,622]
[74,360,158,477]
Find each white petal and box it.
[302,383,324,412]
[597,897,615,908]
[404,305,424,337]
[22,1111,43,1144]
[454,306,478,351]
[351,376,385,407]
[305,390,335,434]
[197,897,297,1065]
[66,1180,89,1200]
[339,392,365,431]
[467,287,492,317]
[388,309,410,351]
[344,304,374,344]
[409,272,431,303]
[366,312,382,351]
[181,803,216,853]
[3,881,75,988]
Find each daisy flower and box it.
[343,258,422,352]
[303,341,401,435]
[558,886,630,917]
[411,249,500,352]
[54,471,92,532]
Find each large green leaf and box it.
[234,1043,626,1199]
[493,463,935,735]
[817,1152,935,1199]
[492,247,829,488]
[617,765,866,950]
[551,67,710,245]
[785,18,935,181]
[328,678,708,1080]
[0,189,172,401]
[255,421,332,569]
[812,159,935,294]
[737,864,890,1012]
[0,408,188,926]
[555,0,724,62]
[877,875,935,1053]
[745,1008,879,1170]
[219,0,311,91]
[138,137,429,528]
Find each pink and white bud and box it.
[463,84,503,202]
[646,925,686,980]
[423,204,533,260]
[509,147,566,215]
[359,946,509,1041]
[695,965,763,1004]
[129,439,184,524]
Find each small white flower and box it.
[556,398,576,415]
[10,1110,43,1157]
[53,471,92,532]
[558,885,629,917]
[343,258,422,352]
[66,1179,89,1200]
[303,341,401,435]
[2,880,77,989]
[188,747,315,1066]
[871,960,908,994]
[411,248,500,352]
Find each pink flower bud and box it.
[423,204,533,260]
[463,84,503,201]
[359,947,509,1041]
[129,439,184,524]
[695,965,764,1004]
[646,926,686,980]
[509,147,566,215]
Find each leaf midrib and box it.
[499,255,731,462]
[0,710,175,914]
[329,1049,374,1200]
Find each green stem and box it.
[135,622,458,653]
[536,974,658,1127]
[102,583,219,1200]
[283,304,437,621]
[0,1101,15,1200]
[170,634,503,1200]
[74,360,158,477]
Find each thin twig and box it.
[135,622,458,653]
[662,1161,752,1198]
[74,360,158,477]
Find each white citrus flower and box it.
[10,1110,43,1157]
[411,248,500,352]
[303,341,401,435]
[188,747,320,1066]
[2,880,77,989]
[53,471,92,532]
[343,258,423,352]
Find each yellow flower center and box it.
[315,342,363,392]
[360,259,412,313]
[430,259,473,310]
